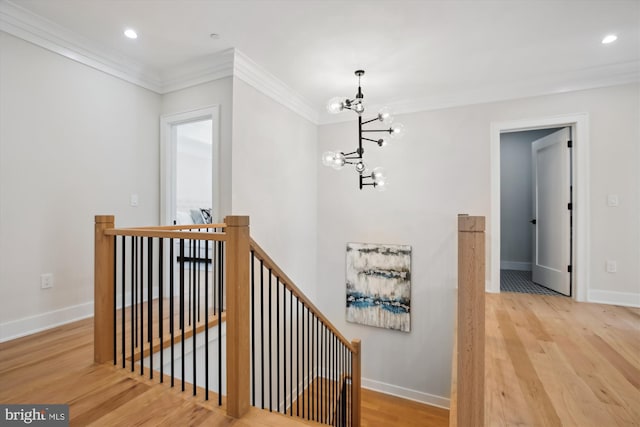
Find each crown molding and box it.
[0,0,164,92]
[2,0,636,126]
[318,60,640,125]
[0,0,319,123]
[232,50,319,124]
[159,48,235,93]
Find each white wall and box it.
[500,128,560,270]
[161,77,234,221]
[316,83,640,405]
[231,78,318,298]
[0,33,161,339]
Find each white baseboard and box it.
[500,261,531,271]
[361,377,449,410]
[588,290,640,308]
[0,301,94,343]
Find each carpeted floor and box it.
[500,269,564,296]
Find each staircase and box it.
[94,215,361,426]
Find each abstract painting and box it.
[345,243,411,332]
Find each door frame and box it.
[490,113,589,301]
[160,105,221,226]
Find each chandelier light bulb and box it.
[377,137,388,147]
[375,180,387,192]
[377,107,394,124]
[326,97,346,114]
[390,123,405,139]
[354,101,365,115]
[322,151,336,167]
[371,167,386,184]
[332,152,346,170]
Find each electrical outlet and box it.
[607,194,619,207]
[41,273,54,289]
[606,261,617,273]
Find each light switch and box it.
[607,194,619,207]
[130,194,139,207]
[606,260,617,273]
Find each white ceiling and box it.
[3,0,639,123]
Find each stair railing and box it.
[249,238,361,426]
[94,215,361,426]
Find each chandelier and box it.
[322,70,404,190]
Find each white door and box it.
[160,106,221,226]
[531,127,571,296]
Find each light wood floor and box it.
[486,292,640,426]
[0,317,448,426]
[5,292,634,426]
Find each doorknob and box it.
[530,219,537,225]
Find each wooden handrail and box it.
[249,237,356,353]
[129,223,226,231]
[451,214,485,427]
[104,228,226,241]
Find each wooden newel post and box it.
[351,339,362,427]
[225,215,251,418]
[94,215,115,363]
[457,215,485,427]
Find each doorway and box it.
[160,106,221,226]
[500,127,569,296]
[490,114,590,301]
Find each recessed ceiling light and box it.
[602,34,617,44]
[210,33,220,39]
[124,28,138,39]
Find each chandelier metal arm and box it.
[361,129,393,133]
[361,117,380,125]
[359,174,378,190]
[362,137,381,143]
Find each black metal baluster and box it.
[159,238,163,383]
[322,324,325,423]
[205,239,209,401]
[148,237,153,380]
[113,236,117,365]
[321,321,324,423]
[306,308,311,420]
[276,277,280,413]
[193,242,197,396]
[311,313,315,421]
[289,290,293,416]
[170,238,175,387]
[218,239,223,406]
[189,239,193,327]
[296,296,301,416]
[283,285,287,414]
[131,236,135,372]
[121,236,125,369]
[260,259,265,409]
[250,251,255,406]
[133,236,137,350]
[268,270,272,412]
[197,232,200,324]
[140,236,144,376]
[180,239,185,392]
[349,350,353,427]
